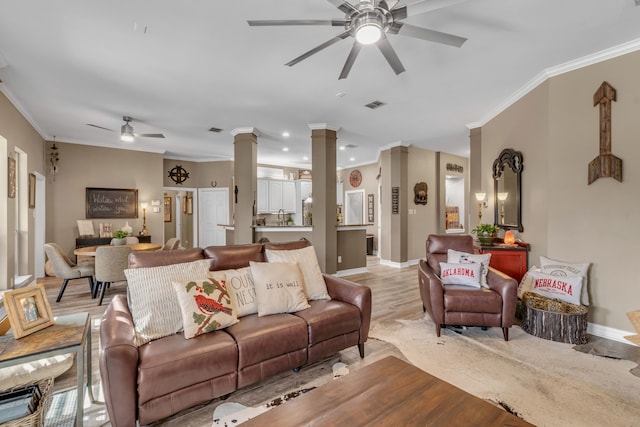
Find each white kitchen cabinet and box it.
[257,179,269,213]
[282,181,296,212]
[257,178,297,214]
[337,182,344,205]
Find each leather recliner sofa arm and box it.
[418,259,445,324]
[99,295,139,427]
[486,267,518,328]
[323,274,372,344]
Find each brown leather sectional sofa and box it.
[99,240,372,426]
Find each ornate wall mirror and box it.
[493,148,523,232]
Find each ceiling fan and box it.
[87,116,165,143]
[248,0,468,79]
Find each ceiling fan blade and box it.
[392,0,468,20]
[248,19,347,27]
[286,31,351,67]
[379,0,399,10]
[339,41,362,80]
[325,0,358,14]
[394,22,467,47]
[376,36,405,75]
[136,133,165,139]
[86,123,114,132]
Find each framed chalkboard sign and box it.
[86,187,138,219]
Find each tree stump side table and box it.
[521,292,589,344]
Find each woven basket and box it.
[0,377,54,427]
[522,291,588,314]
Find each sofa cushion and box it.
[223,267,258,317]
[125,259,212,346]
[204,244,264,270]
[172,274,238,339]
[263,240,310,251]
[249,261,310,316]
[293,300,361,345]
[127,248,204,268]
[265,246,330,301]
[444,286,502,313]
[137,329,238,404]
[224,313,308,369]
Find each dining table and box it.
[73,242,162,257]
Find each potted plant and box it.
[472,224,499,246]
[112,230,128,246]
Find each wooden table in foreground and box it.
[74,242,161,256]
[243,356,534,427]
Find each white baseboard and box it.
[335,267,368,277]
[587,322,637,346]
[379,258,420,268]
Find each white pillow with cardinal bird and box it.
[172,272,238,339]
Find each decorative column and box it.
[389,144,408,264]
[232,128,258,244]
[310,124,338,274]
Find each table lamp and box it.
[475,193,486,226]
[140,202,149,236]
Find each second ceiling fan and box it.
[248,0,468,79]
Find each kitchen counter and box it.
[253,226,313,232]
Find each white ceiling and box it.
[0,0,639,169]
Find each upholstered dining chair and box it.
[160,237,180,251]
[94,245,132,306]
[44,243,95,302]
[418,234,518,341]
[125,236,139,244]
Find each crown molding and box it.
[308,123,341,132]
[466,37,640,130]
[230,127,260,137]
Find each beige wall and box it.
[407,146,439,260]
[46,143,164,258]
[0,92,45,287]
[480,50,640,331]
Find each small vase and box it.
[112,238,126,246]
[121,221,133,235]
[478,233,496,246]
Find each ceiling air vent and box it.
[344,144,357,149]
[208,127,223,133]
[364,100,386,109]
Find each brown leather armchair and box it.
[418,234,518,341]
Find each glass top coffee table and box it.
[0,312,98,426]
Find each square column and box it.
[310,124,338,274]
[232,128,258,244]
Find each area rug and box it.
[212,362,350,426]
[369,317,640,427]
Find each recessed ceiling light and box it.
[336,91,347,98]
[339,146,346,151]
[302,156,309,161]
[349,157,355,162]
[282,131,290,138]
[282,147,289,152]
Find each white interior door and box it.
[198,188,229,247]
[345,189,365,225]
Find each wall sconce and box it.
[50,139,60,180]
[497,192,509,224]
[475,192,486,226]
[140,202,149,236]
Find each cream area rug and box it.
[369,317,640,427]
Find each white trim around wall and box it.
[335,267,368,277]
[588,323,637,347]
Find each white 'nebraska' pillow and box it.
[529,270,583,306]
[540,256,590,305]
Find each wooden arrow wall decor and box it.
[588,81,622,184]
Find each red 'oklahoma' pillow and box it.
[439,262,481,288]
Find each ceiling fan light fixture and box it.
[120,122,135,142]
[354,12,384,45]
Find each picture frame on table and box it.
[28,173,36,208]
[3,284,55,339]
